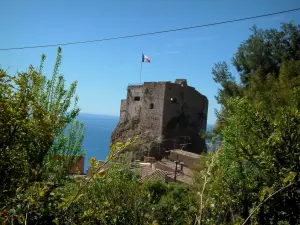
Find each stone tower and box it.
[111,79,208,158]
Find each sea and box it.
[77,113,214,171]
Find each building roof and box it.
[131,164,170,183]
[175,79,187,83]
[132,159,194,185]
[160,158,193,177]
[131,164,153,177]
[140,169,172,183]
[171,149,200,159]
[168,173,193,185]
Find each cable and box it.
[1,7,300,51]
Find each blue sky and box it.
[1,0,300,124]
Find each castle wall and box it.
[139,82,166,136]
[126,85,143,120]
[162,82,185,134]
[119,99,127,123]
[162,82,208,154]
[111,79,208,156]
[181,86,208,132]
[111,85,144,143]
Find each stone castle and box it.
[111,79,208,158]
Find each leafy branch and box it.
[241,178,299,225]
[195,150,220,225]
[61,136,140,217]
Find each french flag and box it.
[142,53,150,63]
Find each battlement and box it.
[127,84,143,88]
[128,80,188,88]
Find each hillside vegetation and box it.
[1,23,300,224]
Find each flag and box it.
[142,53,150,63]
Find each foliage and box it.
[212,22,300,132]
[195,23,300,224]
[108,135,140,163]
[109,132,164,162]
[51,168,145,225]
[0,47,85,224]
[46,169,196,225]
[143,179,196,225]
[193,97,300,225]
[51,135,197,225]
[233,23,300,86]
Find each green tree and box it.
[212,22,300,131]
[211,61,242,131]
[143,180,196,225]
[52,165,149,225]
[194,23,300,224]
[233,23,300,86]
[0,47,85,223]
[194,97,300,225]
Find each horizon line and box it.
[79,112,119,117]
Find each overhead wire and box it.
[1,7,300,51]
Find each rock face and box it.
[111,79,208,158]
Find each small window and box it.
[171,97,178,103]
[150,103,154,109]
[134,96,140,101]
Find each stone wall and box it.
[162,82,208,131]
[126,85,143,120]
[111,83,165,143]
[168,150,200,169]
[139,82,166,136]
[162,81,208,154]
[184,87,208,132]
[119,99,127,123]
[111,85,143,143]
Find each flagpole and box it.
[139,61,143,84]
[139,51,143,84]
